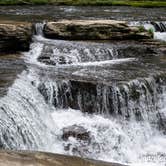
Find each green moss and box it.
[138,26,154,37]
[138,26,146,32]
[0,0,166,7]
[147,28,154,38]
[110,0,166,7]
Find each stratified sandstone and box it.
[44,20,152,40]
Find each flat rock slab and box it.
[44,20,152,40]
[0,21,33,52]
[0,150,127,166]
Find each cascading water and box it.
[35,37,119,66]
[0,69,57,150]
[35,22,45,36]
[0,23,166,166]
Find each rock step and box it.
[43,20,153,40]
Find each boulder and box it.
[62,125,90,142]
[44,20,152,40]
[0,21,33,52]
[0,150,127,166]
[62,125,91,156]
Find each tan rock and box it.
[0,21,33,52]
[0,150,127,166]
[44,20,152,40]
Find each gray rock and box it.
[62,125,90,142]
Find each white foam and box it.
[154,32,166,41]
[51,108,166,165]
[58,58,136,67]
[23,42,45,66]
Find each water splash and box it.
[51,107,166,166]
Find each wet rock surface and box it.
[44,20,152,40]
[62,125,90,142]
[0,21,33,52]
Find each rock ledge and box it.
[44,20,152,40]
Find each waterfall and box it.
[150,22,166,32]
[37,76,165,116]
[35,22,45,36]
[0,70,56,150]
[0,23,166,166]
[35,36,119,66]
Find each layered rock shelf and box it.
[43,20,153,40]
[0,20,155,54]
[0,21,33,52]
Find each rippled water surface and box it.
[0,5,166,22]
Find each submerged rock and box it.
[0,21,33,52]
[0,150,127,166]
[62,125,91,156]
[44,20,152,40]
[62,125,90,142]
